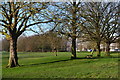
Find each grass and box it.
[1,51,120,79]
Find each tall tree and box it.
[80,2,115,57]
[0,2,53,68]
[103,2,119,56]
[51,1,82,59]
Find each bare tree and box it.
[51,1,82,59]
[103,2,119,56]
[0,2,53,68]
[80,2,117,57]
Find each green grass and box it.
[2,51,119,79]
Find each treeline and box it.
[2,32,67,52]
[0,2,119,67]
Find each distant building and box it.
[110,43,120,51]
[66,38,93,52]
[66,38,120,52]
[100,43,120,52]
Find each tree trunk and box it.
[7,37,19,68]
[71,2,77,59]
[42,48,44,52]
[71,37,76,59]
[97,41,101,57]
[106,42,110,56]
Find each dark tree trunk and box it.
[7,37,19,68]
[71,2,77,59]
[97,41,101,57]
[71,37,76,59]
[106,42,110,56]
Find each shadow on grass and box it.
[20,57,100,67]
[99,56,120,59]
[21,59,72,67]
[19,55,119,67]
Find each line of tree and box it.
[18,32,67,52]
[80,2,119,56]
[50,2,119,57]
[2,32,67,52]
[0,1,119,68]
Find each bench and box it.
[86,55,93,58]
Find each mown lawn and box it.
[1,51,119,79]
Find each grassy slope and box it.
[2,52,119,78]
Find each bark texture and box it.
[7,37,19,68]
[106,42,110,56]
[97,42,101,57]
[71,37,76,59]
[71,2,77,59]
